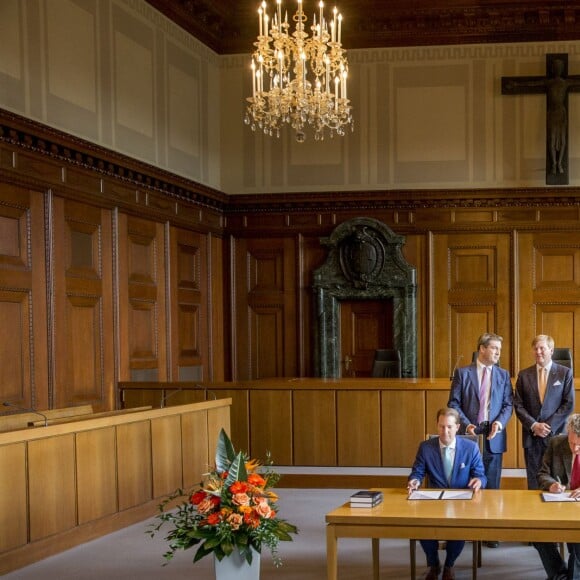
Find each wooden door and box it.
[340,299,393,377]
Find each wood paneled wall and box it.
[3,110,580,416]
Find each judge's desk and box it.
[325,488,580,580]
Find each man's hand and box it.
[468,478,482,491]
[407,479,420,495]
[532,422,551,438]
[549,481,566,493]
[487,421,501,440]
[466,424,477,436]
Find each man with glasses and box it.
[534,413,580,580]
[448,332,514,548]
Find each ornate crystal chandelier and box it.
[244,0,353,142]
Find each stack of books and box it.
[349,490,384,508]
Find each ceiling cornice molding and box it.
[144,1,580,55]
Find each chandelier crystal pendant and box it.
[244,0,353,142]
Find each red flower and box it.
[206,512,221,525]
[243,510,261,529]
[190,491,206,505]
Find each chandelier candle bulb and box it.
[251,60,256,96]
[245,0,353,140]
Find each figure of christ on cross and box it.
[502,53,580,185]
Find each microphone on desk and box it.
[160,388,182,409]
[450,354,464,380]
[2,401,49,427]
[198,383,217,401]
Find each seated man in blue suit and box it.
[408,407,486,580]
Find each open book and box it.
[542,492,580,502]
[408,489,474,500]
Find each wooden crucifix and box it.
[502,53,580,185]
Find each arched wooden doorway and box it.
[312,217,417,378]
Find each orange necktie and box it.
[538,367,547,403]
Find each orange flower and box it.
[206,512,221,525]
[247,473,266,487]
[245,458,261,472]
[230,481,249,494]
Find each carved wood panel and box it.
[169,227,208,381]
[518,232,580,373]
[52,197,113,410]
[0,185,48,409]
[432,233,512,378]
[233,237,297,380]
[118,214,167,383]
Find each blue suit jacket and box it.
[409,435,487,489]
[514,362,575,449]
[448,363,513,453]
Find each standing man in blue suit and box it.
[448,332,513,548]
[408,407,486,580]
[514,334,575,490]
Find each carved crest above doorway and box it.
[313,217,417,378]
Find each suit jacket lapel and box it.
[470,365,480,400]
[561,438,573,483]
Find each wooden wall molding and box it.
[4,108,580,239]
[0,109,226,234]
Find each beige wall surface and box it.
[1,1,580,194]
[0,0,221,189]
[222,41,580,193]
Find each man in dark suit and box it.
[448,332,513,549]
[534,413,580,580]
[408,407,486,580]
[514,334,575,490]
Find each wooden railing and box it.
[120,377,571,473]
[0,399,231,574]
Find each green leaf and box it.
[224,451,248,488]
[215,428,236,472]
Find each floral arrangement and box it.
[149,428,298,566]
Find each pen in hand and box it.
[555,476,566,493]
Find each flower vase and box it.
[214,548,260,580]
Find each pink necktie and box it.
[477,367,489,424]
[571,454,580,490]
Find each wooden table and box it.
[325,488,580,580]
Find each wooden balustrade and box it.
[119,378,580,488]
[0,399,231,575]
